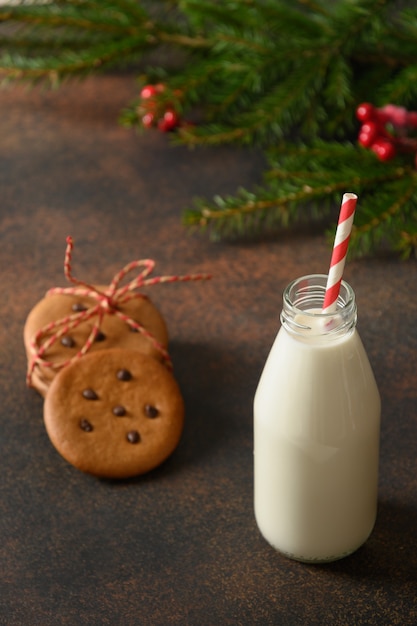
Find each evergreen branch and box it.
[179,0,256,30]
[348,177,417,257]
[0,14,130,34]
[378,64,417,105]
[178,0,324,34]
[185,183,345,227]
[0,9,144,35]
[149,28,210,49]
[184,169,408,227]
[397,229,417,260]
[0,37,148,79]
[177,54,333,146]
[212,31,270,55]
[182,141,416,256]
[0,1,153,81]
[332,0,390,47]
[355,179,416,236]
[1,0,416,257]
[172,2,400,147]
[0,3,210,84]
[294,0,330,17]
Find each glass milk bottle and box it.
[254,274,381,562]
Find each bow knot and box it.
[26,237,211,387]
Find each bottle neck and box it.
[280,274,357,341]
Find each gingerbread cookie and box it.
[43,348,184,478]
[24,285,169,396]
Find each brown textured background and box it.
[1,73,417,626]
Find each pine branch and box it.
[1,0,417,257]
[183,141,417,258]
[0,39,148,82]
[0,2,146,34]
[175,54,334,146]
[0,0,201,82]
[164,0,403,147]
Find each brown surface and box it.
[1,74,417,626]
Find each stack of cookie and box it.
[24,284,171,397]
[23,238,208,479]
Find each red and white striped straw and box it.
[322,193,357,313]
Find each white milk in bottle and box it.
[254,275,381,562]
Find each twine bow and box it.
[27,236,211,385]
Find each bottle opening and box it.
[280,274,357,339]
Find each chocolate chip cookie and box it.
[43,348,184,478]
[24,285,169,396]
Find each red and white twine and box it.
[27,236,211,385]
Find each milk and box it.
[254,275,381,562]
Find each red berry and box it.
[356,103,375,122]
[407,112,417,128]
[158,109,180,132]
[140,85,158,100]
[380,104,408,127]
[142,112,155,128]
[375,107,391,125]
[358,131,372,148]
[371,139,396,161]
[358,121,380,147]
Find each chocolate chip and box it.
[144,404,159,418]
[82,388,98,400]
[60,335,75,348]
[80,419,93,432]
[116,369,132,381]
[112,405,126,417]
[72,302,87,312]
[94,331,106,342]
[126,430,140,444]
[129,326,139,333]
